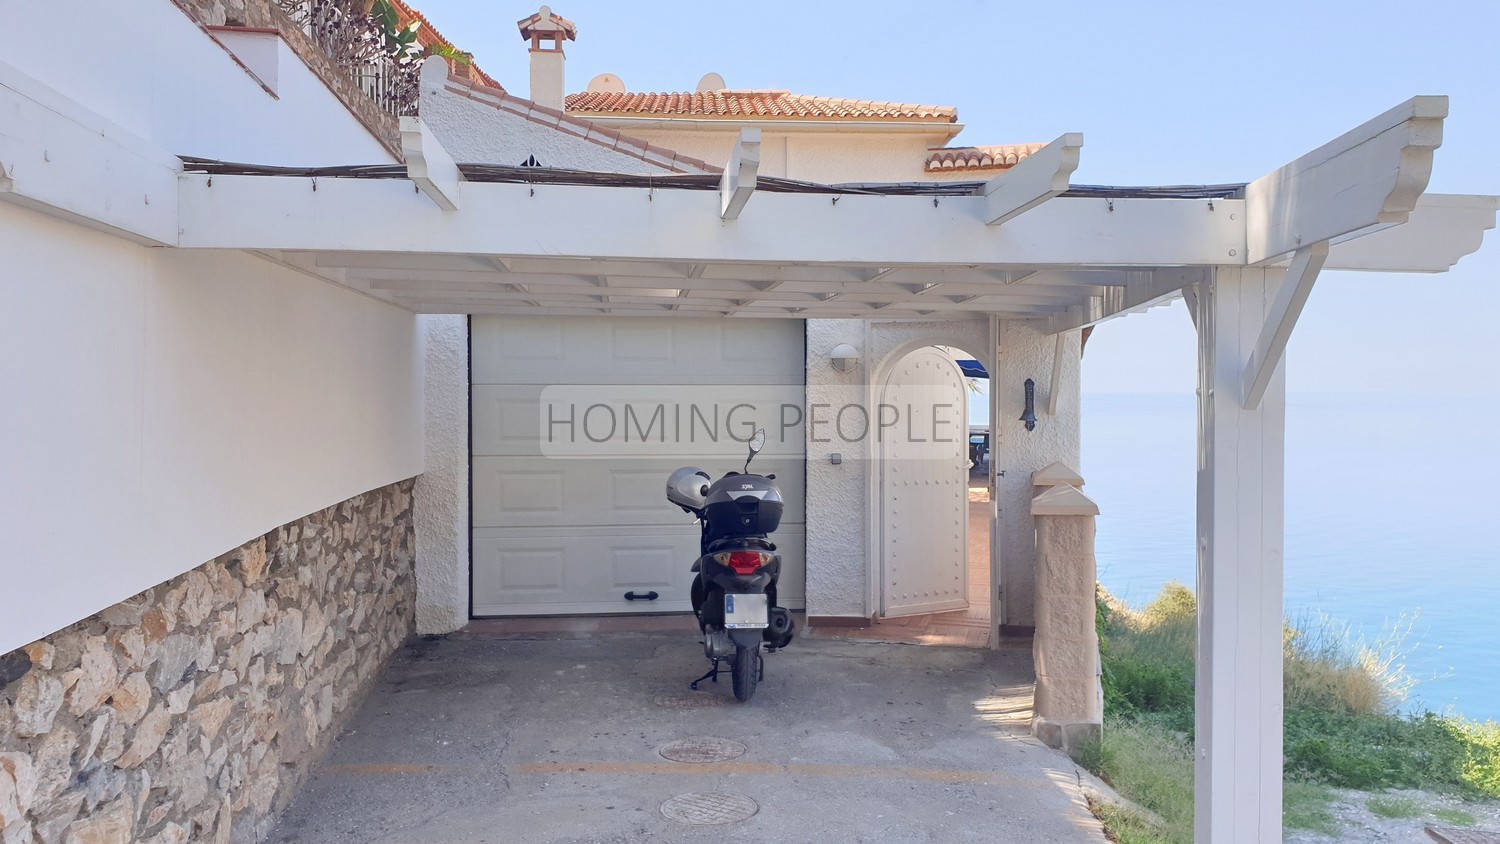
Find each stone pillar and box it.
[1030,463,1102,758]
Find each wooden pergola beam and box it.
[1324,193,1500,272]
[980,132,1083,226]
[399,117,461,211]
[720,127,760,221]
[0,59,181,245]
[1245,96,1445,265]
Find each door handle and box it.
[624,591,659,601]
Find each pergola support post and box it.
[988,315,1005,648]
[1194,266,1288,844]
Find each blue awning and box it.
[956,359,988,379]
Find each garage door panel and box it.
[472,527,697,615]
[473,456,806,529]
[470,320,566,384]
[478,467,566,520]
[471,315,806,617]
[497,548,566,591]
[472,525,806,616]
[473,317,804,385]
[471,386,548,456]
[610,545,678,589]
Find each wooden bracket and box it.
[1241,241,1328,409]
[1046,332,1066,416]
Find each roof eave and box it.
[568,113,965,141]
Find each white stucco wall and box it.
[581,125,976,183]
[420,61,690,174]
[804,318,1080,626]
[0,202,424,655]
[804,319,876,617]
[414,315,471,634]
[991,322,1083,628]
[5,0,395,165]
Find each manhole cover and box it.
[659,737,747,763]
[659,792,759,825]
[651,692,729,710]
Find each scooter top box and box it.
[702,473,784,542]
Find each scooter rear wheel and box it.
[731,644,758,702]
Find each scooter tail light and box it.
[719,551,770,575]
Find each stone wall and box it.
[0,479,415,844]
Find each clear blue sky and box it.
[417,0,1499,395]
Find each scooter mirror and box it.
[745,428,767,472]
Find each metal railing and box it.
[274,0,420,117]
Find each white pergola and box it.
[7,78,1499,841]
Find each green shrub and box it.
[1446,717,1500,798]
[1082,718,1195,842]
[1097,586,1127,715]
[1098,583,1196,728]
[1284,709,1471,793]
[1140,582,1196,627]
[1108,654,1194,725]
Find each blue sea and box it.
[1078,392,1500,722]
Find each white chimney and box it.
[516,5,576,111]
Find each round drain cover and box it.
[660,792,759,825]
[659,737,747,764]
[651,692,729,710]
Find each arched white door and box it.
[879,346,969,617]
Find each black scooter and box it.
[666,429,795,702]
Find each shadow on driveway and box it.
[267,632,1106,843]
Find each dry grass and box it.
[1283,611,1417,716]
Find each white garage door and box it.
[471,316,806,616]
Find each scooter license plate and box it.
[724,593,769,629]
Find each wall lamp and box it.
[1020,378,1038,431]
[829,343,860,372]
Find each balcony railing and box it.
[275,0,420,117]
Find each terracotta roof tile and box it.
[565,90,958,123]
[926,143,1047,171]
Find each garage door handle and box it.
[624,591,659,602]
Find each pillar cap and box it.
[1032,461,1085,488]
[1031,483,1099,516]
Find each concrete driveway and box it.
[267,631,1107,844]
